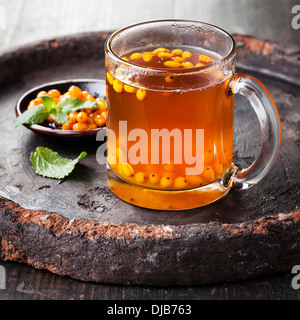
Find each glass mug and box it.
[104,20,281,210]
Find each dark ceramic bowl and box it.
[15,79,106,138]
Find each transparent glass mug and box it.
[104,20,281,210]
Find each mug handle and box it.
[228,73,282,189]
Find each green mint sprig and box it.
[30,147,87,179]
[16,96,99,127]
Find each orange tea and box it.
[104,20,281,210]
[106,46,234,190]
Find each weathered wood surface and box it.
[0,32,299,287]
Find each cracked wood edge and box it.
[233,34,300,86]
[1,197,299,285]
[0,198,177,243]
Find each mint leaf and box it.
[15,104,50,127]
[16,96,99,128]
[58,98,99,114]
[40,95,68,124]
[40,95,56,111]
[30,147,87,179]
[51,112,68,125]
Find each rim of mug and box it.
[105,19,237,74]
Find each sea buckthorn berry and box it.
[27,101,34,109]
[87,113,96,124]
[27,99,37,109]
[94,114,106,127]
[113,79,124,93]
[87,115,94,124]
[68,112,78,124]
[199,55,213,63]
[152,47,170,55]
[86,94,96,102]
[143,51,154,56]
[101,111,108,120]
[48,89,61,99]
[96,98,107,111]
[181,61,194,68]
[84,108,93,115]
[81,91,90,100]
[106,72,115,85]
[157,52,173,59]
[165,75,175,83]
[121,163,135,177]
[171,49,183,56]
[186,175,204,187]
[182,51,192,59]
[130,52,143,60]
[88,123,98,130]
[76,111,88,123]
[202,166,215,182]
[72,122,88,131]
[121,56,129,61]
[174,177,188,189]
[143,54,153,62]
[149,173,160,184]
[68,85,82,98]
[35,97,43,104]
[195,63,205,67]
[34,98,42,105]
[61,122,73,130]
[160,176,173,188]
[172,56,184,62]
[136,89,147,101]
[135,172,148,184]
[60,92,71,101]
[164,61,181,68]
[37,91,48,98]
[124,84,137,93]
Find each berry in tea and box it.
[106,46,234,190]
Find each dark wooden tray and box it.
[0,32,299,286]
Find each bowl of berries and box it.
[15,79,107,138]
